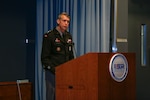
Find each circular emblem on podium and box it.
[109,53,128,82]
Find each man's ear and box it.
[57,19,60,25]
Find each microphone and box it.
[72,42,77,59]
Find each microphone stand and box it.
[72,43,77,59]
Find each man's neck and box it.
[56,26,65,33]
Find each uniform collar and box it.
[54,28,66,43]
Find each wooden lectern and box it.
[56,53,136,100]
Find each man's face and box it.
[57,15,70,32]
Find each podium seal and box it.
[109,53,128,82]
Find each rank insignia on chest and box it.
[55,38,60,43]
[67,39,72,43]
[56,47,61,51]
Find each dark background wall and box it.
[128,0,150,99]
[0,0,36,84]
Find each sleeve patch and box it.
[44,34,48,37]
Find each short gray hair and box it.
[57,12,70,20]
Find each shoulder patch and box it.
[44,34,48,38]
[43,30,52,38]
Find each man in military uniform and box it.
[41,12,74,100]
